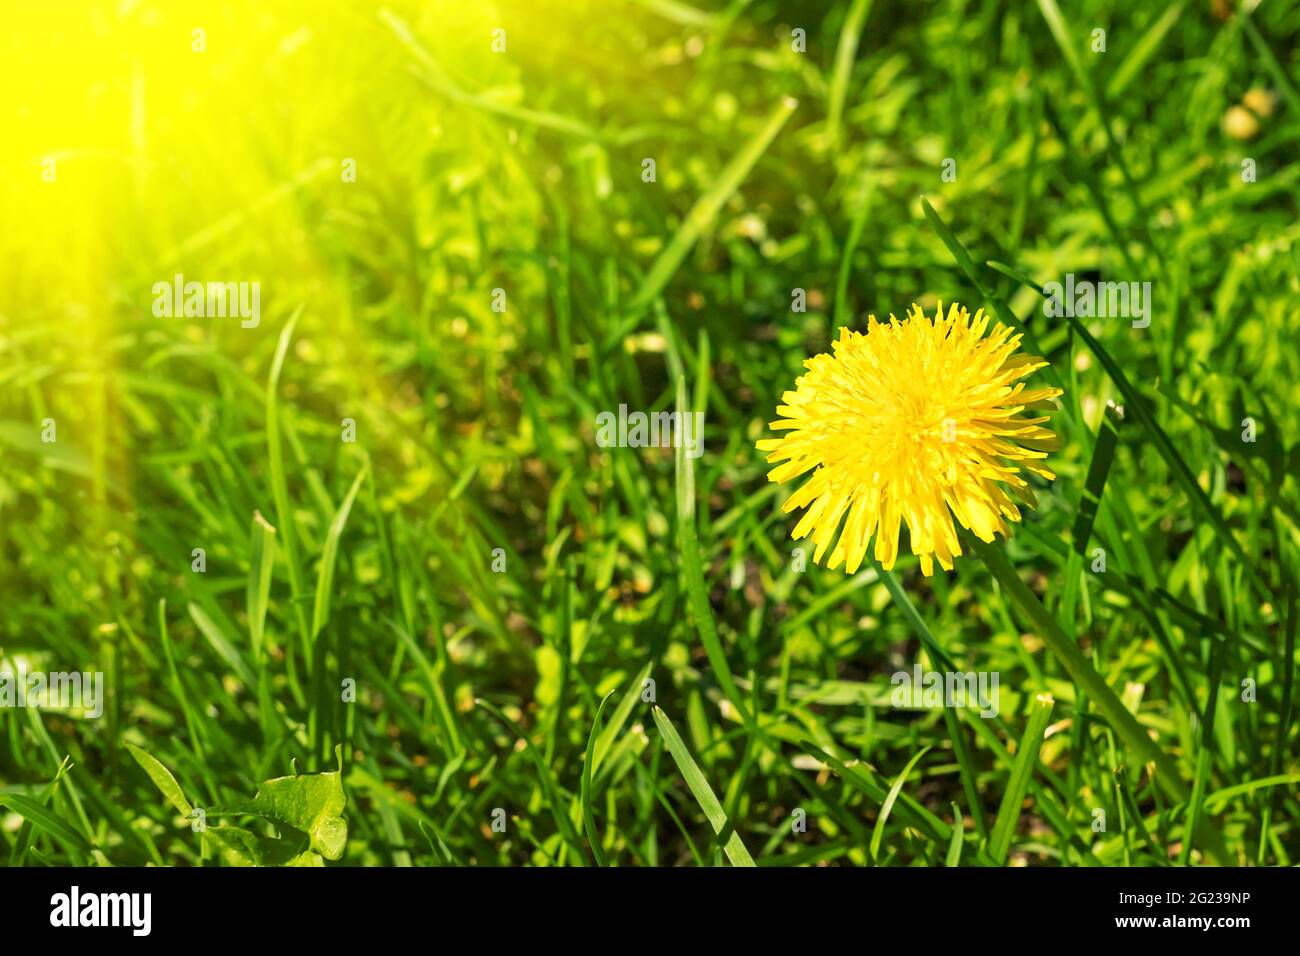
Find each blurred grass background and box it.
[1,0,1298,866]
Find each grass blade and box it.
[826,0,872,147]
[869,746,931,862]
[247,509,276,661]
[652,706,755,866]
[970,536,1186,801]
[988,694,1054,865]
[188,602,256,687]
[581,693,613,867]
[620,96,798,323]
[1070,402,1121,556]
[919,197,1069,406]
[1066,319,1271,600]
[476,698,589,866]
[266,308,309,657]
[1106,1,1188,101]
[989,257,1274,601]
[311,461,369,639]
[674,374,749,725]
[126,744,194,817]
[593,661,653,774]
[945,803,965,866]
[0,793,93,854]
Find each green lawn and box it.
[1,0,1298,867]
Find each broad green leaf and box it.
[204,824,266,866]
[230,755,348,861]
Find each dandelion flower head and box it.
[757,301,1062,576]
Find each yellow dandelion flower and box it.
[757,301,1062,576]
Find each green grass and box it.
[1,0,1299,867]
